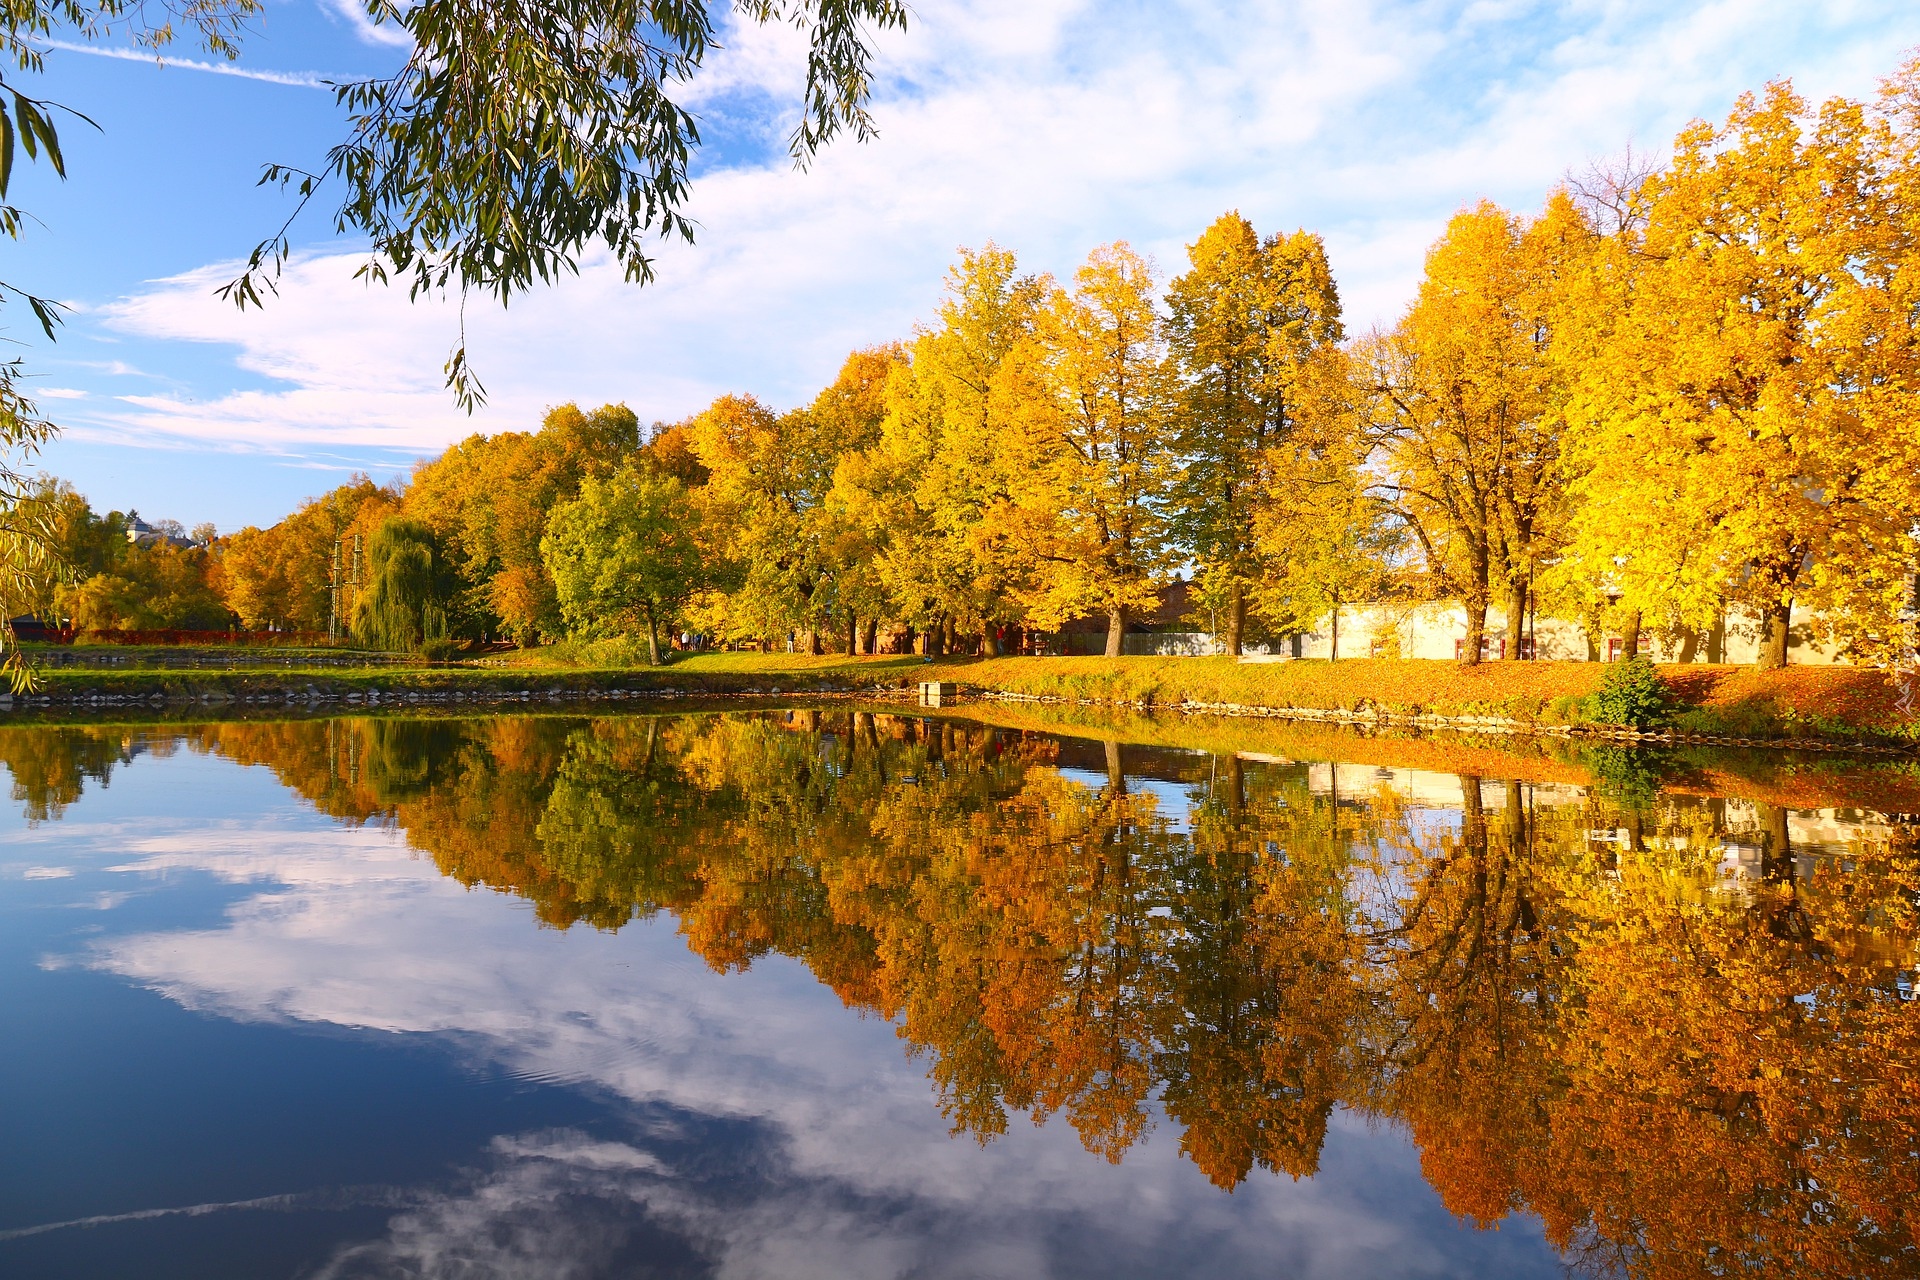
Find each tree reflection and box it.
[3,714,1914,1276]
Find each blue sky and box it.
[11,0,1920,533]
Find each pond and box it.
[0,706,1914,1279]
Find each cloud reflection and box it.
[79,815,1554,1279]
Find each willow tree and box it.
[1166,214,1345,654]
[999,243,1177,656]
[1559,75,1920,668]
[352,518,457,652]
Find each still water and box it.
[0,707,1914,1279]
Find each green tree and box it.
[1166,214,1345,654]
[543,463,705,664]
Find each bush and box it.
[419,637,466,662]
[1586,657,1672,728]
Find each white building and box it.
[1286,602,1849,665]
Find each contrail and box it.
[37,40,337,88]
[0,1185,421,1240]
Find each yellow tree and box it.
[220,477,396,631]
[832,248,1047,655]
[1560,78,1920,667]
[997,243,1178,656]
[690,351,897,650]
[1367,200,1577,665]
[1166,214,1345,654]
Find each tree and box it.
[405,402,640,644]
[221,477,396,631]
[543,463,705,664]
[1254,469,1401,660]
[0,0,901,672]
[352,517,457,651]
[690,351,897,649]
[54,541,229,630]
[832,246,1047,654]
[998,243,1178,657]
[1367,200,1576,666]
[1166,214,1345,654]
[1558,77,1920,668]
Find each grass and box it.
[9,644,1916,747]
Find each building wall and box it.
[1290,604,1849,665]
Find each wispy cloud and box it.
[317,0,415,49]
[39,39,335,88]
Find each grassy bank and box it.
[10,647,1916,748]
[897,655,1919,744]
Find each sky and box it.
[9,0,1920,533]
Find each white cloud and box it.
[71,0,1920,452]
[318,0,415,49]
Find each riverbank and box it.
[6,651,1915,750]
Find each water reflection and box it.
[2,710,1916,1278]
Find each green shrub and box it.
[419,637,466,662]
[1545,694,1589,725]
[1586,657,1672,728]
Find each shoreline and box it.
[3,671,1916,756]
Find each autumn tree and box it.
[1166,214,1346,654]
[405,402,639,643]
[832,247,1048,655]
[691,350,899,650]
[1558,77,1920,667]
[221,477,396,631]
[1367,200,1580,665]
[1253,467,1401,660]
[998,243,1178,656]
[542,463,705,664]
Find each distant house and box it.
[124,513,197,550]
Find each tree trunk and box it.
[983,625,1001,658]
[1759,598,1791,669]
[863,619,878,656]
[1461,591,1487,666]
[925,618,944,658]
[1226,582,1245,657]
[1330,603,1340,661]
[644,607,662,666]
[804,629,823,656]
[1106,606,1126,658]
[1505,579,1528,659]
[902,624,916,656]
[843,610,856,656]
[1619,608,1642,663]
